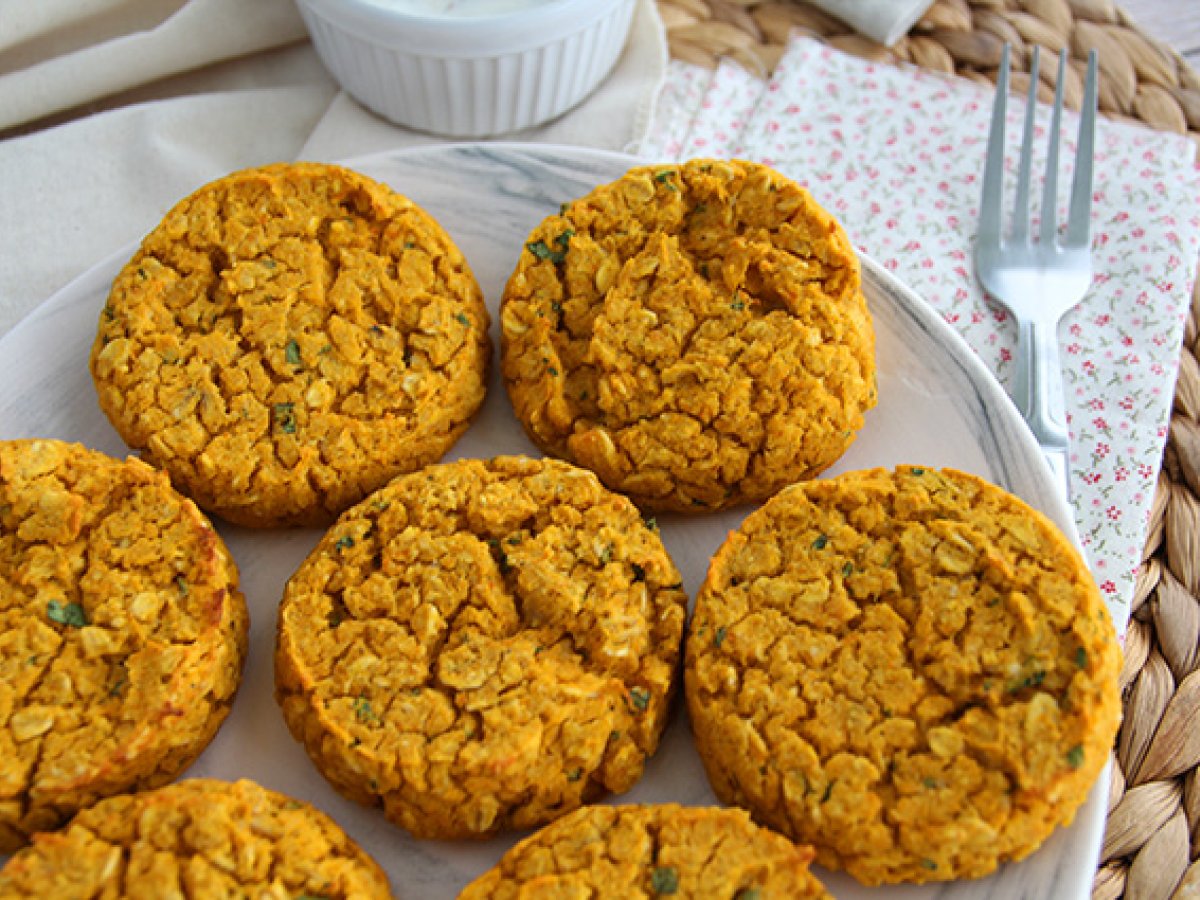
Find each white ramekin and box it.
[296,0,637,138]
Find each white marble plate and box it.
[0,144,1105,899]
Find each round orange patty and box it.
[91,162,489,528]
[685,466,1122,885]
[275,456,688,839]
[0,439,248,852]
[460,803,830,898]
[0,779,392,898]
[501,158,876,512]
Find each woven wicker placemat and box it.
[654,2,1200,897]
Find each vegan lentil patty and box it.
[90,162,489,528]
[0,439,247,852]
[275,456,688,840]
[0,778,392,898]
[686,466,1121,884]
[500,158,876,512]
[459,803,830,899]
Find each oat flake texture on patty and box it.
[275,456,688,840]
[685,466,1122,885]
[0,779,392,898]
[501,158,876,513]
[90,162,489,528]
[0,439,248,852]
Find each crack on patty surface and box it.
[276,456,688,840]
[0,439,248,852]
[91,162,489,528]
[501,158,876,512]
[685,466,1122,885]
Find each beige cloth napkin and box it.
[0,0,309,131]
[807,0,935,46]
[0,0,666,339]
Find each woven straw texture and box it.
[655,2,1200,897]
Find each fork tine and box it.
[1038,50,1068,246]
[1066,50,1099,249]
[1011,46,1041,244]
[979,44,1010,249]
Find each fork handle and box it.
[1042,445,1072,501]
[1013,319,1073,499]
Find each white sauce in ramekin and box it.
[362,0,556,16]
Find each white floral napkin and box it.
[642,38,1200,634]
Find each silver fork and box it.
[975,44,1099,498]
